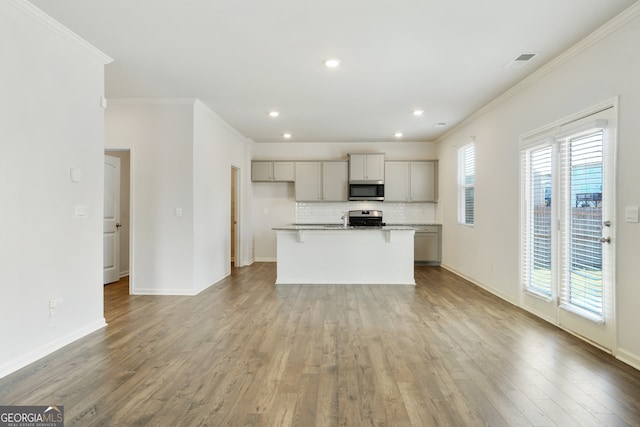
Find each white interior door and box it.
[104,155,121,284]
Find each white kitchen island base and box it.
[274,227,415,285]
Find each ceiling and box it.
[29,0,637,143]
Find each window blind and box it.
[458,143,475,225]
[522,146,553,297]
[558,130,604,317]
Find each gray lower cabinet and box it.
[414,225,441,265]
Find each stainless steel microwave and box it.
[348,183,384,201]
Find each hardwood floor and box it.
[1,264,639,426]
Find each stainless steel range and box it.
[348,210,384,227]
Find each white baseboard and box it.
[254,257,276,262]
[131,288,198,296]
[441,264,640,373]
[0,319,107,380]
[193,271,231,295]
[440,263,518,305]
[617,348,640,371]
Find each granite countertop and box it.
[386,223,442,226]
[273,224,418,231]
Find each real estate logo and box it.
[0,405,64,427]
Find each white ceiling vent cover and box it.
[505,53,538,68]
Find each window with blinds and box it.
[457,143,475,225]
[559,130,604,317]
[521,145,553,297]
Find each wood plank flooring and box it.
[1,264,640,426]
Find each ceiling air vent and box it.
[505,53,538,69]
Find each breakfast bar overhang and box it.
[273,226,415,285]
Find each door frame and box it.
[104,147,134,294]
[520,98,618,353]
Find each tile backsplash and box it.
[296,202,437,224]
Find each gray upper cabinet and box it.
[349,154,385,182]
[295,162,322,201]
[384,161,438,202]
[322,161,349,201]
[295,161,348,201]
[252,161,295,182]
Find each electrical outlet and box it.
[625,206,639,223]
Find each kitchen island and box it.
[272,225,415,285]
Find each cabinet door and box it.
[410,161,437,201]
[295,162,322,201]
[349,154,367,181]
[273,162,295,181]
[414,232,441,263]
[322,161,348,201]
[384,162,410,202]
[365,154,385,182]
[349,154,385,181]
[252,162,273,181]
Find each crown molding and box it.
[436,1,640,144]
[106,98,253,142]
[6,0,112,65]
[193,99,252,142]
[107,98,197,106]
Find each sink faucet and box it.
[341,212,348,228]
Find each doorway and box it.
[104,149,131,291]
[231,166,240,267]
[520,103,617,352]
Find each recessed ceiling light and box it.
[283,133,292,139]
[434,122,447,128]
[268,111,280,117]
[413,110,424,116]
[324,58,341,68]
[394,132,403,138]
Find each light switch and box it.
[70,168,82,182]
[625,206,639,223]
[74,205,88,218]
[175,207,183,217]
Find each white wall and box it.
[251,141,438,161]
[106,100,195,294]
[251,142,438,260]
[105,99,253,295]
[193,100,253,292]
[436,6,640,368]
[0,0,111,377]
